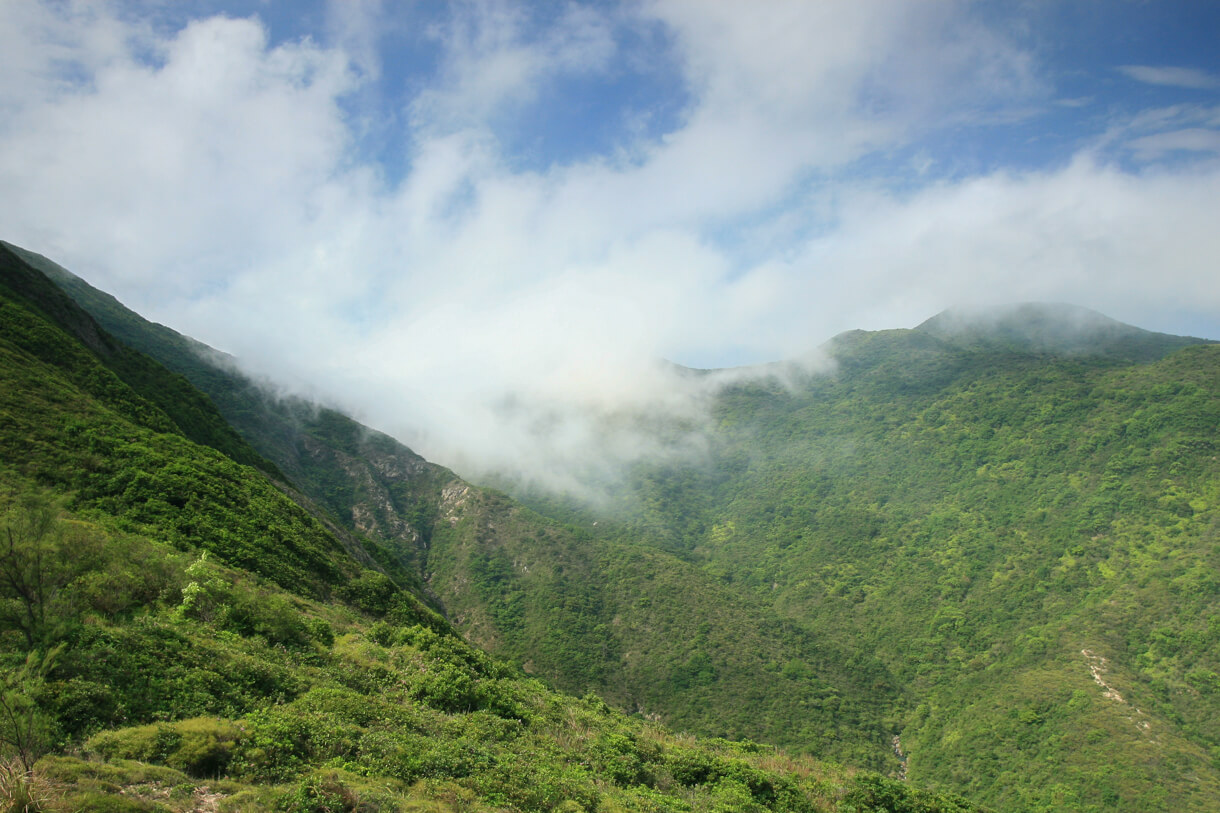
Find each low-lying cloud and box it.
[1,1,1218,493]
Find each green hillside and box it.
[35,246,904,771]
[568,318,1220,810]
[0,247,982,811]
[19,238,1220,810]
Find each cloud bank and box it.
[1,1,1218,491]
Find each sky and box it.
[2,0,1219,489]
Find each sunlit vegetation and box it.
[571,323,1220,811]
[40,245,906,773]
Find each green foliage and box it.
[276,771,366,813]
[1,241,275,477]
[88,717,244,778]
[27,241,903,769]
[523,328,1220,811]
[0,647,61,773]
[840,773,977,813]
[0,496,95,648]
[24,242,1216,809]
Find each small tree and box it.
[0,496,58,649]
[0,494,99,648]
[0,646,60,774]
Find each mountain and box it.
[914,302,1204,361]
[0,243,980,810]
[14,238,1220,811]
[28,243,906,771]
[491,303,1220,810]
[569,309,1220,810]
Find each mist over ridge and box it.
[1,2,1217,502]
[1,3,1218,808]
[298,299,1203,502]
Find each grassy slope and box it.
[0,243,276,478]
[0,247,983,812]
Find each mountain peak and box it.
[914,301,1207,361]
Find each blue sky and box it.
[2,0,1219,483]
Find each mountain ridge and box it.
[20,240,906,771]
[8,238,1220,810]
[1,249,984,811]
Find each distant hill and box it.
[914,301,1208,361]
[513,302,1220,810]
[580,310,1220,810]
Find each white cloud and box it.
[764,156,1220,337]
[325,0,384,79]
[1126,128,1220,159]
[410,0,616,135]
[0,9,359,298]
[1091,103,1220,163]
[1119,65,1219,90]
[0,2,1217,493]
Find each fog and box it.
[1,1,1217,492]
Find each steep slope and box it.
[425,484,901,767]
[0,242,984,812]
[0,242,276,477]
[28,237,1219,809]
[25,242,903,769]
[0,249,439,609]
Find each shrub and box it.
[86,717,244,778]
[277,772,363,813]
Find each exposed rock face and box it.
[441,481,473,526]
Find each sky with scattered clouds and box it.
[2,1,1219,486]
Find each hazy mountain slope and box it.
[30,242,903,769]
[28,237,1219,808]
[0,273,984,811]
[915,302,1206,361]
[575,319,1220,811]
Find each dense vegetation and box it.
[34,245,905,772]
[0,243,982,810]
[551,315,1220,811]
[18,239,1220,810]
[421,309,1220,811]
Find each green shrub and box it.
[86,717,243,778]
[57,792,157,812]
[338,572,397,616]
[277,771,362,813]
[305,618,334,648]
[410,663,477,714]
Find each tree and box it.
[0,494,95,648]
[0,646,60,773]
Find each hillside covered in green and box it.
[529,309,1220,811]
[27,243,905,772]
[14,239,1220,810]
[0,242,981,811]
[406,305,1220,811]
